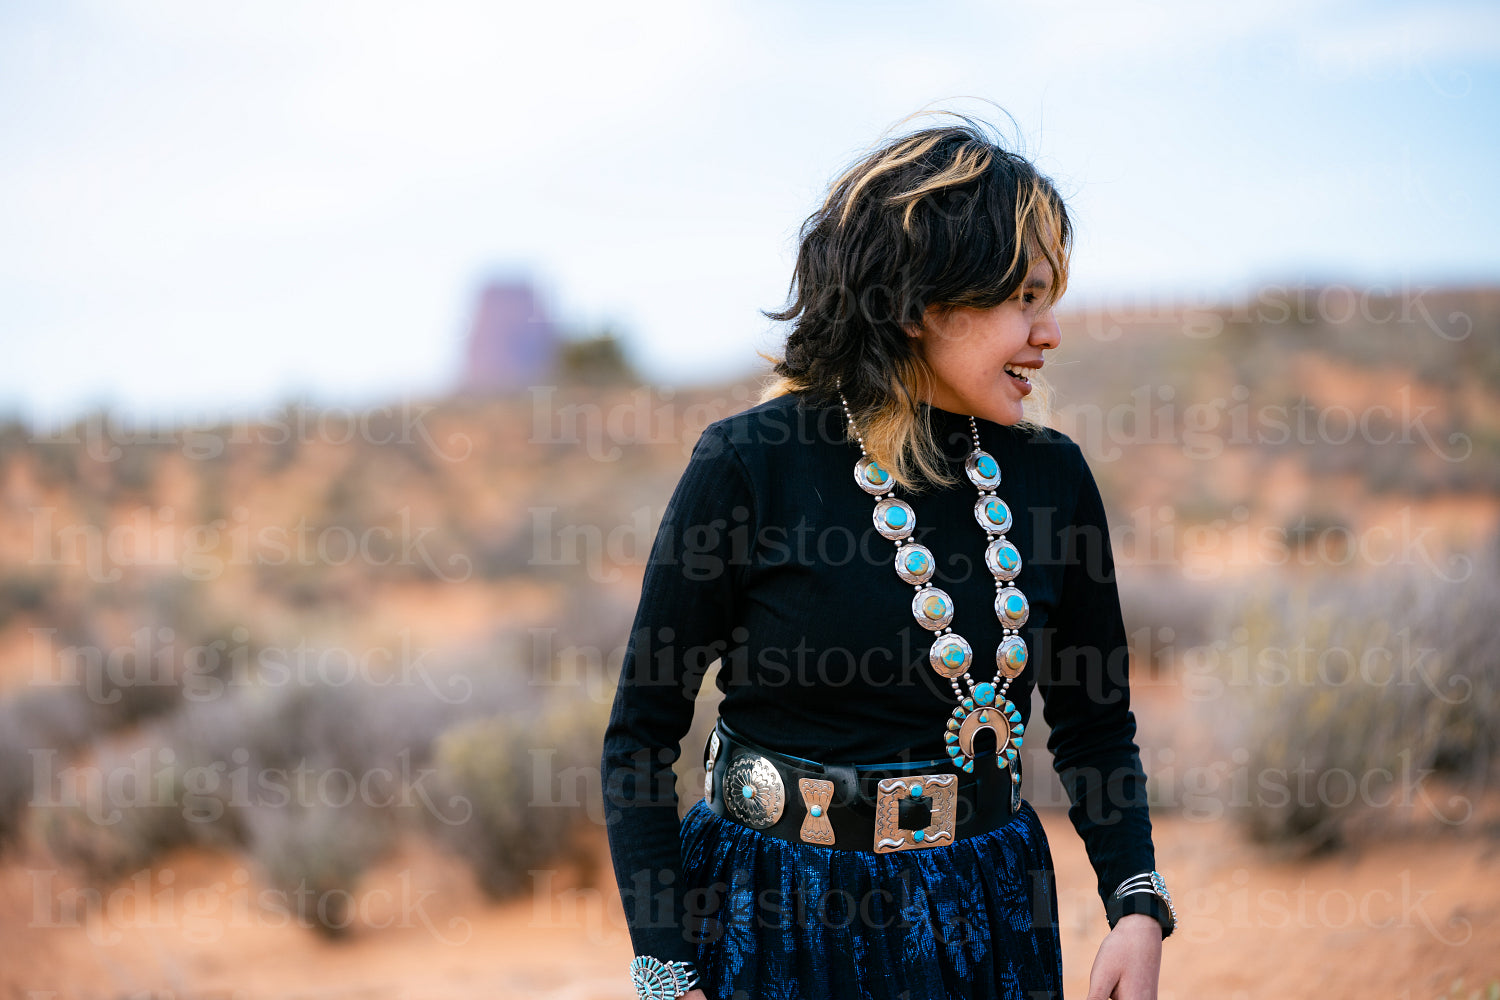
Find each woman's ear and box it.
[904,307,928,340]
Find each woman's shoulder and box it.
[991,418,1087,469]
[705,389,847,457]
[703,396,1094,479]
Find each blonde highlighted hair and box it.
[756,107,1071,493]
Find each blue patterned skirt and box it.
[678,796,1064,1000]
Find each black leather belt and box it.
[702,717,1019,853]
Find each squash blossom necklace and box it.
[838,390,1029,792]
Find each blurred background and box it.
[2,2,1498,997]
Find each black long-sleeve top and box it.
[600,389,1157,965]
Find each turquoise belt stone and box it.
[840,390,1029,795]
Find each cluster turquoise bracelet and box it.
[630,956,699,999]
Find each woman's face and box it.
[907,259,1062,426]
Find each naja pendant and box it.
[942,680,1024,773]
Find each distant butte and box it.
[459,278,559,393]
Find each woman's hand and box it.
[1084,913,1162,1000]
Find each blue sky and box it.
[3,0,1497,425]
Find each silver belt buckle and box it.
[873,772,957,853]
[722,752,786,829]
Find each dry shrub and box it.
[40,749,194,881]
[241,798,393,939]
[1215,538,1499,852]
[0,687,101,854]
[425,696,607,900]
[30,659,526,934]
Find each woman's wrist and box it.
[629,955,700,999]
[1113,912,1164,938]
[1106,869,1176,938]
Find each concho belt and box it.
[702,716,1020,853]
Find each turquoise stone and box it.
[974,682,995,705]
[886,506,908,527]
[913,829,925,842]
[1005,594,1024,616]
[1014,736,1024,748]
[947,718,960,730]
[979,711,988,723]
[944,732,958,743]
[741,784,755,798]
[906,551,927,572]
[977,454,997,478]
[811,804,822,817]
[998,546,1019,570]
[868,463,888,484]
[946,745,960,757]
[910,783,923,798]
[962,760,975,773]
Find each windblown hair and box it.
[757,109,1073,492]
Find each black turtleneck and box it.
[600,390,1157,965]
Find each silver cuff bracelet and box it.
[1112,869,1177,934]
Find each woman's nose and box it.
[1030,310,1062,350]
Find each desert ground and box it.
[4,796,1497,1000]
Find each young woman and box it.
[601,111,1175,1000]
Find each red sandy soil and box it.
[2,807,1497,1000]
